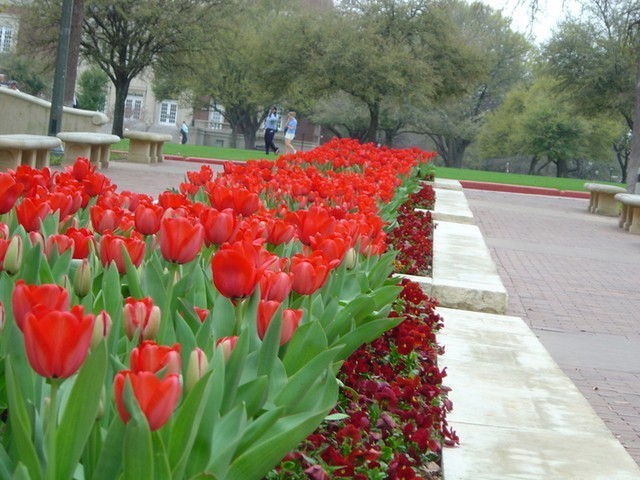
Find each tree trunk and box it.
[627,60,640,193]
[555,157,568,177]
[65,0,84,106]
[528,155,539,175]
[367,101,380,144]
[111,78,130,137]
[230,126,238,149]
[431,135,469,168]
[243,130,256,150]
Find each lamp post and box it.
[48,0,74,136]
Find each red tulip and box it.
[129,341,181,375]
[259,270,293,302]
[210,241,260,299]
[23,304,95,379]
[65,227,96,259]
[134,203,164,235]
[82,171,113,198]
[90,204,125,234]
[12,280,71,331]
[47,191,75,221]
[158,191,189,210]
[123,297,161,342]
[290,252,331,295]
[287,206,336,245]
[99,233,145,274]
[200,207,236,246]
[45,234,74,259]
[159,216,204,264]
[257,300,302,345]
[68,157,95,181]
[310,234,349,264]
[232,189,261,217]
[15,197,51,232]
[113,370,181,431]
[0,172,24,214]
[206,185,234,211]
[267,218,296,245]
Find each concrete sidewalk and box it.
[464,188,640,464]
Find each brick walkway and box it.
[464,189,640,463]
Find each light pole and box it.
[48,0,74,136]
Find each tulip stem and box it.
[46,379,61,480]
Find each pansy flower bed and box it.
[0,138,448,479]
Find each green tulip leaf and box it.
[234,376,269,418]
[233,406,284,454]
[123,245,143,300]
[168,371,213,479]
[333,316,404,362]
[54,342,108,480]
[275,347,341,411]
[122,379,153,480]
[50,248,73,284]
[0,439,16,479]
[226,377,337,480]
[367,252,397,289]
[91,419,125,480]
[282,321,328,376]
[257,308,282,378]
[11,463,30,480]
[5,357,41,480]
[210,296,235,339]
[220,330,249,414]
[205,403,247,476]
[151,433,171,480]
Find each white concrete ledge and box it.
[432,220,508,314]
[438,307,640,480]
[57,132,121,169]
[424,178,463,191]
[429,188,474,224]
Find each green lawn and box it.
[113,140,624,192]
[113,139,270,161]
[434,166,625,192]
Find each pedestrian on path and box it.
[180,121,189,145]
[284,111,297,154]
[264,106,280,155]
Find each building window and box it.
[159,101,177,125]
[0,26,13,53]
[209,105,225,130]
[124,93,143,120]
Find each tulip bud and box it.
[73,259,93,298]
[29,231,44,251]
[344,248,357,270]
[3,235,22,275]
[0,223,8,239]
[216,336,238,362]
[96,386,106,420]
[144,306,161,341]
[186,348,208,393]
[91,310,112,349]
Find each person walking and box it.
[284,111,297,154]
[180,121,189,144]
[264,106,280,155]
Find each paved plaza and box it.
[464,188,640,464]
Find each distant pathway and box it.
[464,189,640,463]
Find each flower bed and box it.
[269,183,457,480]
[0,139,442,479]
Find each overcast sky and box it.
[479,0,582,44]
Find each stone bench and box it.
[584,182,626,216]
[0,134,62,171]
[123,131,172,164]
[614,193,640,234]
[57,132,121,169]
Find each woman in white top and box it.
[284,111,297,154]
